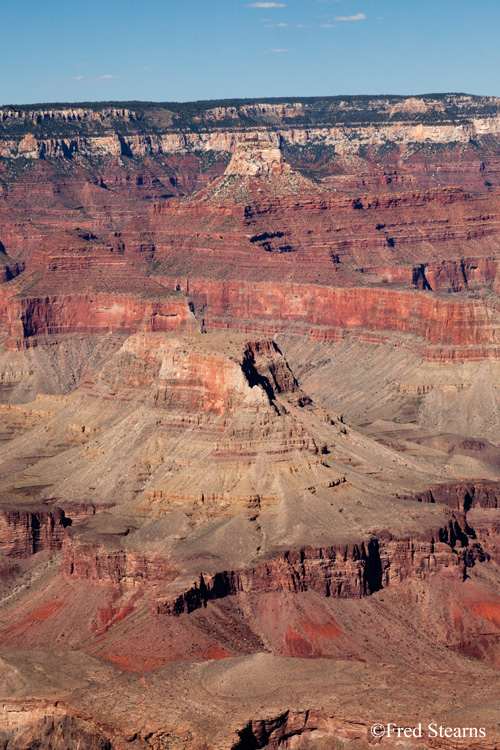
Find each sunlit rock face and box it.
[3,96,500,749]
[224,139,292,177]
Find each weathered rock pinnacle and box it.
[224,139,291,177]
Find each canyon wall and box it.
[2,95,500,750]
[3,114,500,161]
[0,507,68,558]
[156,277,500,360]
[4,278,500,359]
[59,538,177,586]
[156,519,476,616]
[4,293,196,349]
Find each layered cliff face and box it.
[4,156,500,358]
[0,507,68,558]
[5,293,196,349]
[144,175,500,361]
[2,95,500,163]
[3,96,500,359]
[3,96,500,749]
[2,94,500,271]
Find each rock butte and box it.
[2,95,500,748]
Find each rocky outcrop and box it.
[411,258,500,292]
[241,340,298,398]
[99,333,278,414]
[225,139,291,177]
[157,520,477,616]
[232,711,375,750]
[0,507,69,558]
[152,344,268,415]
[409,481,500,511]
[5,293,197,349]
[0,255,24,284]
[0,708,112,750]
[98,334,295,414]
[0,106,138,124]
[59,537,177,586]
[157,277,500,360]
[232,709,496,750]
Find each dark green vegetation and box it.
[2,93,500,139]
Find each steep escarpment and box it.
[3,94,500,167]
[0,506,69,558]
[0,249,23,285]
[3,98,500,361]
[3,291,197,350]
[154,277,500,360]
[150,181,500,277]
[157,520,475,616]
[59,537,177,585]
[409,481,500,510]
[3,94,500,275]
[0,710,112,750]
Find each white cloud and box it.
[246,2,285,6]
[334,13,365,21]
[265,22,288,26]
[89,74,120,83]
[72,76,84,81]
[271,48,289,52]
[321,23,334,27]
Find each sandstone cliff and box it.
[0,506,68,558]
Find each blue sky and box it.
[1,0,499,105]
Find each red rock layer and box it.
[4,273,499,358]
[0,258,23,284]
[157,519,475,616]
[4,293,196,350]
[3,155,500,360]
[155,277,500,356]
[0,507,68,558]
[149,185,500,279]
[98,334,291,415]
[409,481,500,511]
[0,152,226,265]
[59,538,177,586]
[152,347,251,415]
